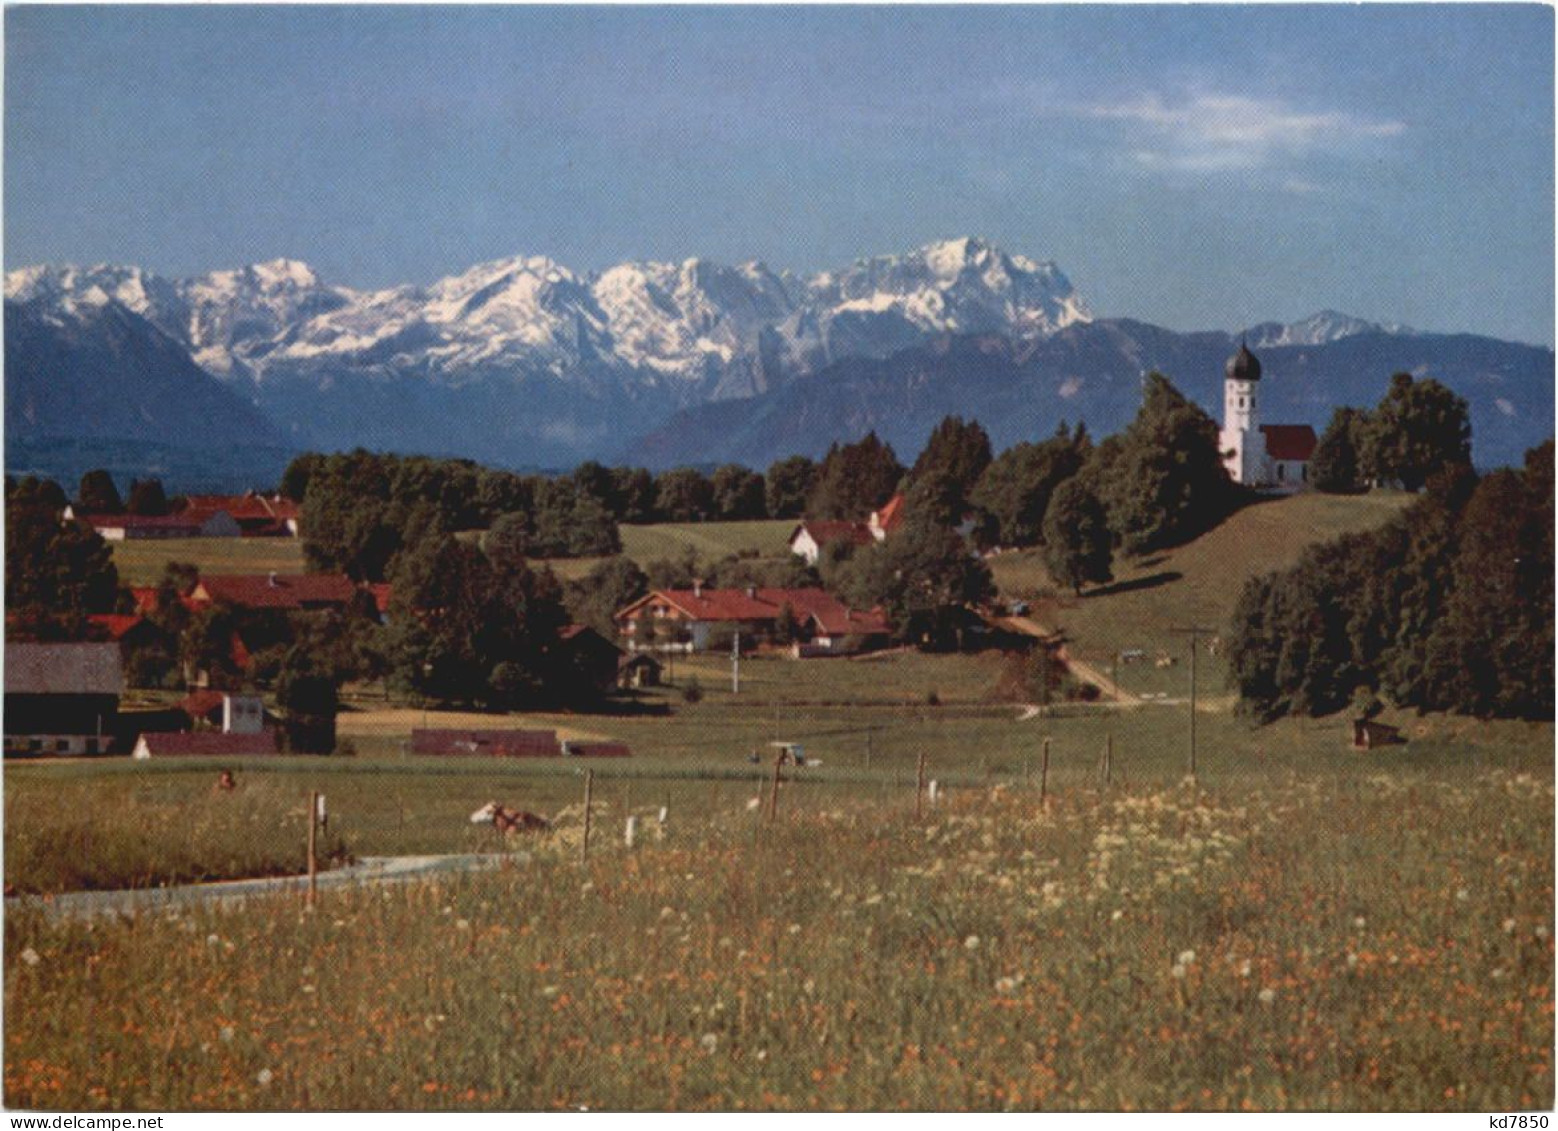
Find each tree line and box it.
[1227,442,1553,721]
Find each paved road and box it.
[6,853,525,922]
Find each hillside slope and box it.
[990,491,1416,697]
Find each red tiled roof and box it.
[135,731,279,757]
[83,513,205,533]
[182,493,299,522]
[87,614,144,641]
[790,520,874,548]
[195,574,358,610]
[410,729,560,757]
[367,583,393,615]
[1261,424,1318,462]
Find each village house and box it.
[4,642,123,756]
[1219,341,1318,490]
[787,519,875,566]
[180,492,302,537]
[614,583,891,654]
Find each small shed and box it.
[1352,718,1404,750]
[618,652,663,689]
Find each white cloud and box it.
[1496,397,1516,417]
[1082,90,1405,174]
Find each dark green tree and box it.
[76,469,123,515]
[1361,373,1473,491]
[5,496,120,638]
[276,650,340,753]
[710,465,767,520]
[1040,478,1113,596]
[126,478,170,516]
[764,455,818,519]
[1090,372,1232,555]
[806,433,905,519]
[564,556,649,637]
[654,467,716,522]
[907,415,993,509]
[971,425,1088,547]
[1310,407,1370,494]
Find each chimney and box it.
[268,571,278,588]
[745,585,758,600]
[692,578,703,598]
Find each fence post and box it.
[916,748,928,820]
[767,751,784,823]
[581,769,594,862]
[625,814,638,849]
[1104,734,1113,786]
[306,789,319,908]
[1040,737,1050,807]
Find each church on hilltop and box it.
[1218,341,1317,490]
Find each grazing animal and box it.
[214,769,237,793]
[469,800,551,835]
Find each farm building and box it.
[618,652,663,689]
[179,690,268,734]
[787,519,875,566]
[179,493,301,537]
[411,728,562,757]
[4,642,123,756]
[614,584,890,654]
[78,509,242,541]
[191,573,359,612]
[133,730,281,759]
[1352,718,1405,749]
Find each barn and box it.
[4,642,123,756]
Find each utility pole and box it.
[1169,626,1215,784]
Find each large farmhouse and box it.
[1219,342,1318,490]
[615,584,890,654]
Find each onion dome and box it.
[1225,339,1262,382]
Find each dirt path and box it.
[1000,615,1141,706]
[6,853,524,922]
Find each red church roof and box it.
[1260,424,1319,461]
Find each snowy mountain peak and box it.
[1246,309,1415,348]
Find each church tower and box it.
[1219,340,1266,485]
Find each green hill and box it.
[989,490,1415,700]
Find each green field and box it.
[111,537,307,587]
[6,714,1552,1110]
[26,496,1548,1110]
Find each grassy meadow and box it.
[6,748,1552,1110]
[16,493,1546,1110]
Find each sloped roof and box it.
[83,513,206,533]
[1261,424,1318,461]
[195,574,358,610]
[617,586,888,636]
[182,493,300,522]
[872,494,906,533]
[5,643,123,695]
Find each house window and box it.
[1277,464,1286,481]
[1301,464,1308,482]
[55,739,70,752]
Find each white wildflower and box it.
[19,947,40,967]
[1346,953,1359,970]
[1455,888,1470,903]
[220,1026,235,1044]
[256,1068,274,1087]
[1238,960,1252,978]
[964,935,981,951]
[1258,988,1276,1005]
[1111,909,1124,922]
[1353,916,1367,930]
[455,919,471,931]
[206,933,221,947]
[1177,949,1196,967]
[699,1032,719,1055]
[1170,963,1188,980]
[1503,918,1517,935]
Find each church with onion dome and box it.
[1217,340,1318,490]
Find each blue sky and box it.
[6,5,1553,345]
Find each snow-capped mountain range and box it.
[5,237,1093,401]
[9,236,1546,473]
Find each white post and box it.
[625,815,638,848]
[929,780,940,806]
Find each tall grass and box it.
[6,768,1551,1111]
